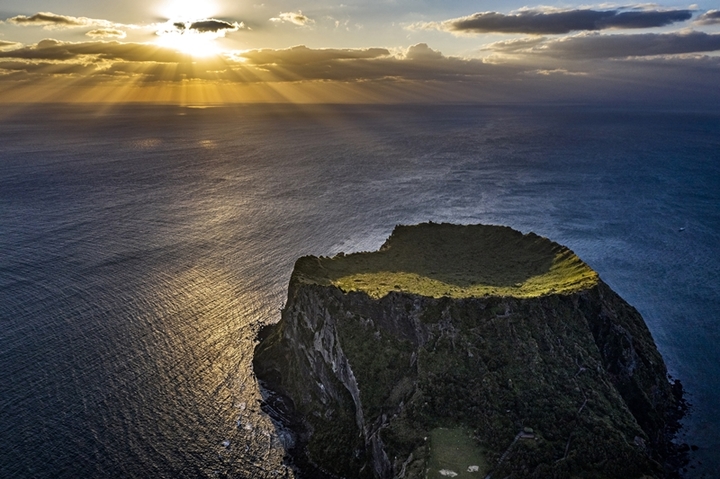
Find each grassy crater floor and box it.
[293,223,598,299]
[427,428,488,478]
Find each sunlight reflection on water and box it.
[0,104,717,478]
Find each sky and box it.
[0,0,719,103]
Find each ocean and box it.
[0,103,718,478]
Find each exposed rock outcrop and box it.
[253,223,683,479]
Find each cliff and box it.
[253,223,683,479]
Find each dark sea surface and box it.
[0,104,718,478]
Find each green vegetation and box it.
[327,290,664,478]
[427,428,488,478]
[254,223,678,479]
[293,223,597,299]
[335,313,415,419]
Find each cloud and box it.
[514,31,720,59]
[3,38,718,84]
[423,8,693,35]
[7,12,89,28]
[156,18,244,38]
[0,40,511,84]
[695,10,720,25]
[0,39,192,63]
[86,29,126,39]
[239,45,389,65]
[0,38,718,107]
[5,11,125,31]
[527,68,588,76]
[0,40,20,48]
[270,11,315,26]
[232,44,528,84]
[0,60,96,75]
[0,39,718,108]
[188,19,244,33]
[404,43,443,61]
[483,36,548,53]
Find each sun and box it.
[155,23,223,57]
[154,0,236,57]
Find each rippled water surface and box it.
[1,104,718,478]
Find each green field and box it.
[294,223,597,299]
[426,428,488,478]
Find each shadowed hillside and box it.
[254,224,684,479]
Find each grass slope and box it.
[294,223,597,299]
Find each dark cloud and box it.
[596,10,693,29]
[525,31,720,59]
[234,44,521,83]
[156,18,244,37]
[7,12,88,28]
[188,19,242,33]
[0,39,192,63]
[6,11,132,37]
[695,10,720,25]
[432,8,692,35]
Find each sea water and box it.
[1,104,718,478]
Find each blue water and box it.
[1,104,718,478]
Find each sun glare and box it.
[155,24,223,57]
[154,0,227,57]
[160,0,218,21]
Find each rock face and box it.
[253,223,682,479]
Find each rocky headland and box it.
[253,223,685,479]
